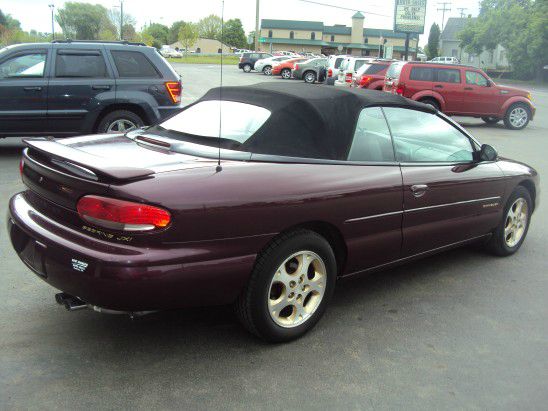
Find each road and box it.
[0,64,547,410]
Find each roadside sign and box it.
[384,46,393,59]
[247,36,254,44]
[337,45,343,52]
[394,0,427,34]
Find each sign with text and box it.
[394,0,427,34]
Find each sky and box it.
[2,0,481,46]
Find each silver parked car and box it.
[292,58,328,83]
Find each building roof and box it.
[323,25,352,35]
[352,11,365,19]
[441,17,476,41]
[261,19,324,31]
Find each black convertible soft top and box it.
[198,82,434,160]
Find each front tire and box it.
[242,64,252,73]
[503,103,530,130]
[263,65,272,76]
[97,110,143,134]
[304,71,316,83]
[235,230,337,342]
[486,186,532,256]
[281,68,291,79]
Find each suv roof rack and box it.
[51,39,147,46]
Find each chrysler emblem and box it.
[38,176,44,183]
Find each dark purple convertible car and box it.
[8,83,539,342]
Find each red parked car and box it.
[8,84,539,342]
[352,60,393,90]
[272,58,306,79]
[383,61,536,130]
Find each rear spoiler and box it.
[23,137,154,182]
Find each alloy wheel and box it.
[263,66,272,75]
[304,72,316,83]
[281,69,291,79]
[509,107,528,128]
[106,119,137,133]
[243,64,252,73]
[504,198,528,247]
[267,251,326,328]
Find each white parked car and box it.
[334,57,372,87]
[160,46,183,58]
[325,54,348,85]
[430,56,460,64]
[255,56,291,75]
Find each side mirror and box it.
[478,144,498,161]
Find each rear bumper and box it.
[157,105,183,122]
[7,192,260,311]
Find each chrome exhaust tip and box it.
[54,292,87,311]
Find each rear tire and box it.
[503,103,530,130]
[235,230,337,342]
[419,98,440,111]
[263,65,272,75]
[281,68,291,79]
[97,110,144,134]
[243,64,252,73]
[485,186,532,256]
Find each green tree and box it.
[197,14,222,40]
[223,18,246,48]
[459,0,548,80]
[425,23,440,60]
[178,23,198,54]
[56,2,115,40]
[122,24,138,42]
[107,9,136,39]
[143,23,169,46]
[169,20,187,44]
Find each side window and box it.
[347,107,395,162]
[111,51,160,78]
[383,108,474,163]
[0,52,46,79]
[466,71,489,87]
[409,67,433,81]
[55,51,107,78]
[435,68,461,83]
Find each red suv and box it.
[352,60,393,90]
[383,61,535,130]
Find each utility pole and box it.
[254,0,260,51]
[48,4,55,40]
[457,7,467,18]
[437,2,452,31]
[120,0,124,41]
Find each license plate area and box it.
[19,235,47,278]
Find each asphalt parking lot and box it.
[1,64,547,410]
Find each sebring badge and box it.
[71,259,88,272]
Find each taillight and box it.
[19,157,24,176]
[77,195,171,231]
[328,68,333,77]
[360,76,372,88]
[165,81,182,104]
[396,83,405,95]
[345,72,352,83]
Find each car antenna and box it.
[216,0,225,173]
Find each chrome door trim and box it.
[345,210,403,223]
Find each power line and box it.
[457,7,467,18]
[295,0,391,17]
[437,2,452,31]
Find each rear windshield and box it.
[386,62,405,80]
[334,57,344,68]
[354,60,368,72]
[153,100,271,150]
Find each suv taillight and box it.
[19,157,24,176]
[294,64,299,70]
[77,195,171,231]
[328,68,333,77]
[359,75,372,88]
[396,83,405,95]
[165,81,182,104]
[345,72,353,83]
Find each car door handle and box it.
[92,85,111,90]
[23,86,42,91]
[464,87,473,90]
[411,184,429,197]
[434,84,443,88]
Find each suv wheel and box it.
[243,64,252,73]
[304,71,316,83]
[235,230,336,342]
[263,66,272,76]
[482,117,500,125]
[97,110,144,134]
[420,98,440,111]
[281,68,291,79]
[504,103,530,130]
